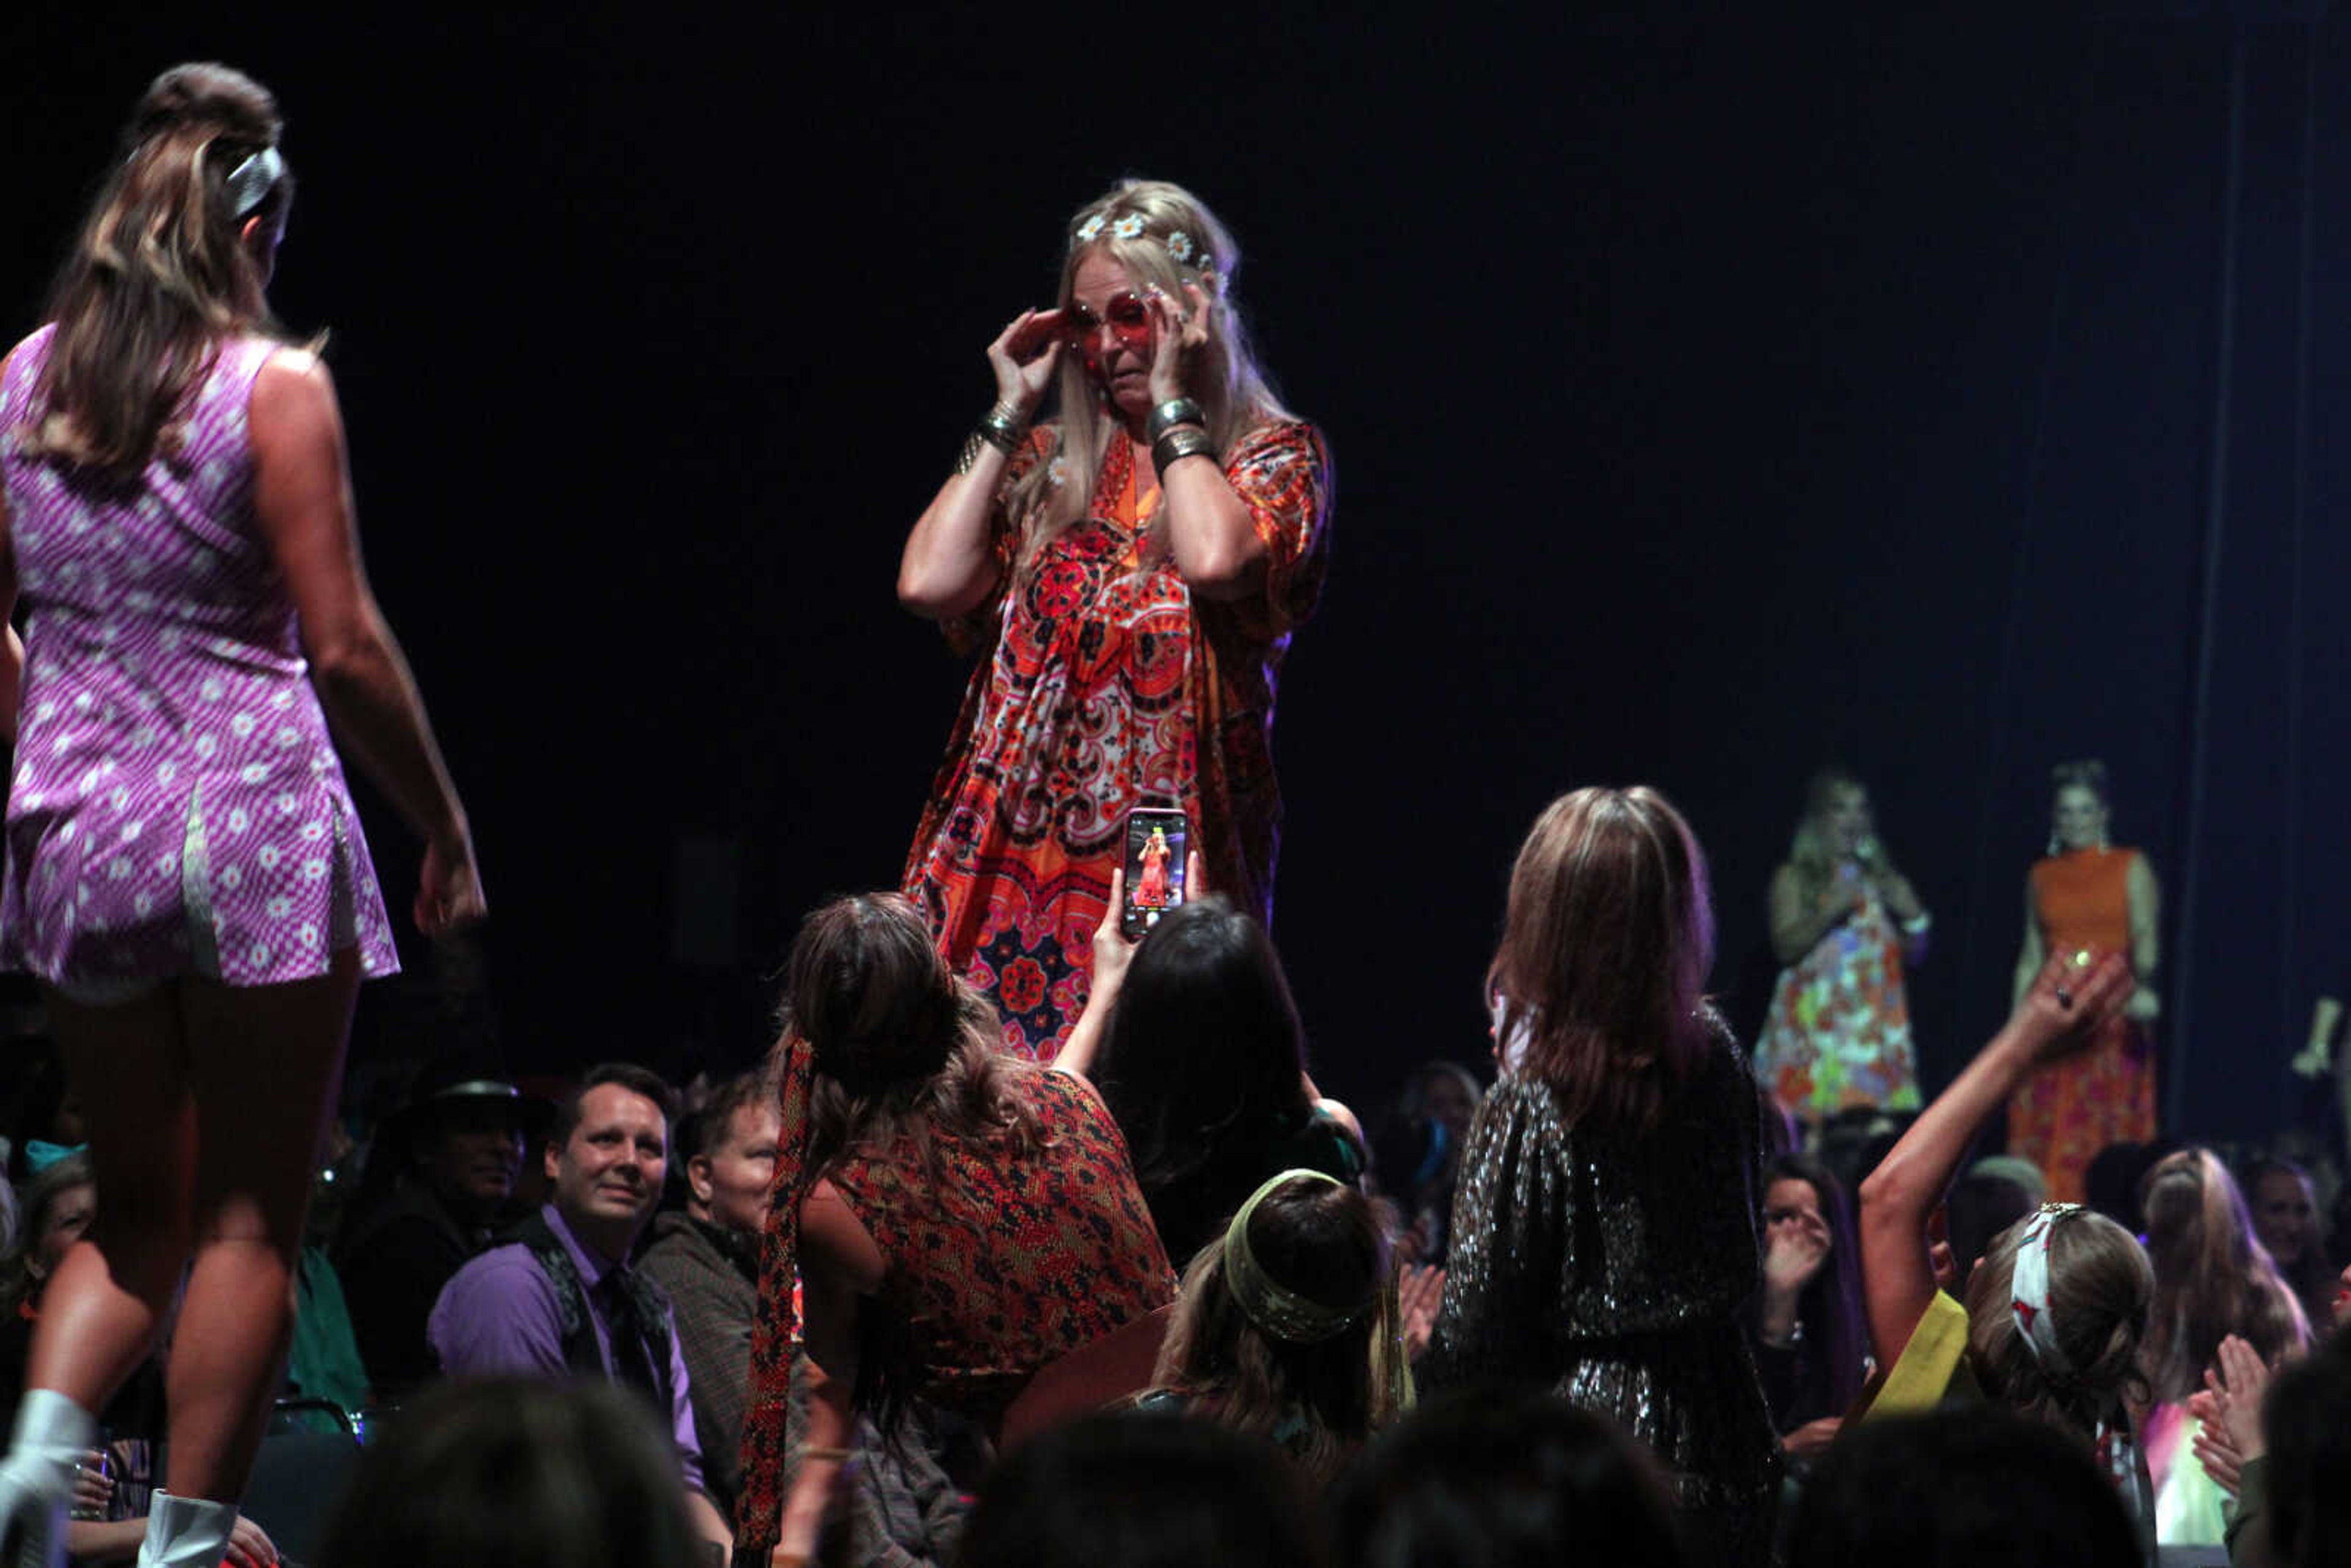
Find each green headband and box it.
[1220,1168,1370,1345]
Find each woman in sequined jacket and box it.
[1423,786,1780,1565]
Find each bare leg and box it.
[32,986,198,1411]
[161,948,358,1502]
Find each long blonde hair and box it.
[1784,767,1911,909]
[1003,179,1294,573]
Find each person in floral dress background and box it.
[1755,770,1931,1120]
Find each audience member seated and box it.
[1368,1060,1480,1269]
[2242,1156,2339,1337]
[2137,1147,2311,1545]
[1856,950,2155,1532]
[1061,893,1362,1267]
[1138,1170,1406,1488]
[1783,1406,2140,1568]
[733,894,1176,1566]
[1422,787,1779,1564]
[426,1063,733,1553]
[0,1155,279,1566]
[1749,1152,1866,1461]
[637,1068,774,1524]
[1329,1384,1686,1568]
[310,1377,705,1568]
[956,1411,1326,1568]
[335,1064,528,1403]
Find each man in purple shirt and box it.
[427,1062,733,1551]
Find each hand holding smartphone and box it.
[1120,808,1190,940]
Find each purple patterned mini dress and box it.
[0,326,398,996]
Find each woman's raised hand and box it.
[1144,283,1211,406]
[2011,947,2132,1064]
[987,309,1065,418]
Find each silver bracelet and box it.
[1146,397,1205,443]
[1152,426,1218,474]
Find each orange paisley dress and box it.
[2008,847,2157,1202]
[903,420,1333,1057]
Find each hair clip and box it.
[224,146,283,218]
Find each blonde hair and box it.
[1963,1209,2152,1440]
[1003,179,1294,572]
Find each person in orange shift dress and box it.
[2008,760,2161,1202]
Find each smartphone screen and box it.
[1121,808,1190,939]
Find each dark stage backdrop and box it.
[4,7,2344,1140]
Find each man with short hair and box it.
[637,1070,778,1524]
[427,1063,732,1549]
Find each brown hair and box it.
[2139,1147,2311,1403]
[1963,1209,2152,1439]
[24,62,292,477]
[1148,1175,1403,1488]
[786,894,1043,1179]
[2050,759,2111,808]
[1486,787,1715,1133]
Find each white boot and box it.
[0,1388,96,1568]
[135,1491,241,1567]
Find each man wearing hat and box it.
[335,1063,528,1402]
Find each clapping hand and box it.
[1398,1264,1445,1364]
[987,309,1066,418]
[2186,1333,2273,1496]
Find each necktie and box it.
[596,1271,666,1412]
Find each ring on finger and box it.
[2054,984,2074,1008]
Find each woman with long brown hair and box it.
[0,62,480,1566]
[732,893,1174,1565]
[2136,1148,2309,1546]
[1423,786,1778,1562]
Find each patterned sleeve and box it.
[940,423,1056,658]
[1420,1078,1571,1390]
[1217,419,1333,641]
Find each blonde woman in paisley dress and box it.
[0,64,480,1566]
[898,180,1333,1057]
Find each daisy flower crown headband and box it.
[1072,211,1219,282]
